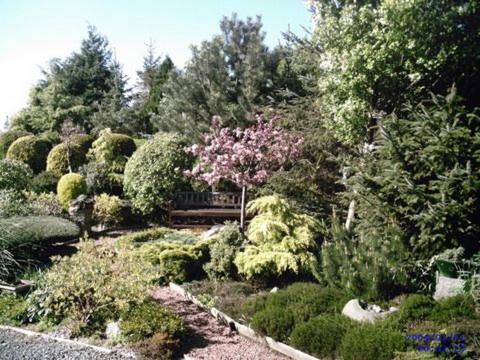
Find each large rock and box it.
[434,274,465,301]
[199,225,224,240]
[342,299,398,323]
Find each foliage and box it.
[120,299,184,342]
[345,90,480,260]
[0,190,31,217]
[88,128,136,173]
[131,332,181,360]
[0,249,18,283]
[290,314,352,359]
[79,161,118,195]
[309,0,480,144]
[6,135,52,173]
[93,193,123,227]
[0,130,31,159]
[116,227,175,248]
[0,159,33,192]
[429,295,477,323]
[0,294,28,326]
[31,171,60,194]
[28,241,158,335]
[185,115,303,187]
[56,173,87,208]
[28,192,64,217]
[154,14,299,138]
[204,223,243,280]
[397,294,436,324]
[124,133,193,215]
[248,283,349,342]
[235,195,323,281]
[0,216,79,254]
[46,143,88,176]
[340,323,405,360]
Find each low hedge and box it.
[0,216,80,253]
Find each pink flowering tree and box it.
[184,114,304,232]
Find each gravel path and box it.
[153,287,286,360]
[0,328,131,360]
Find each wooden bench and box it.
[168,192,249,228]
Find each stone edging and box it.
[169,283,320,360]
[0,325,113,354]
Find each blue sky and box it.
[0,0,312,131]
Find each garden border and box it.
[169,283,320,360]
[0,325,114,354]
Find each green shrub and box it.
[57,173,87,208]
[71,134,93,154]
[0,190,31,217]
[93,193,123,227]
[0,159,33,191]
[88,128,136,173]
[398,294,435,324]
[251,306,296,342]
[32,171,60,194]
[124,133,193,215]
[290,314,353,359]
[79,162,117,195]
[204,223,243,280]
[120,299,184,342]
[116,227,175,248]
[132,332,181,360]
[340,323,405,360]
[0,294,28,326]
[28,192,64,217]
[235,195,323,282]
[28,241,159,335]
[0,216,79,253]
[249,283,350,342]
[46,143,88,176]
[0,130,31,159]
[429,294,477,322]
[6,135,52,173]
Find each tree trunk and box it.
[345,199,355,231]
[240,185,247,235]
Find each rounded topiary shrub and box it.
[6,135,52,173]
[32,171,60,194]
[71,134,94,154]
[124,133,193,215]
[0,130,31,159]
[340,323,405,360]
[89,129,136,173]
[46,143,88,176]
[290,314,353,359]
[250,307,296,343]
[57,173,87,208]
[0,159,33,191]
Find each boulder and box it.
[200,225,224,240]
[434,274,465,301]
[342,299,398,323]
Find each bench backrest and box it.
[172,192,243,209]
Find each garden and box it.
[1,1,480,359]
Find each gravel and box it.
[153,286,287,360]
[0,328,132,360]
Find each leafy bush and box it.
[120,299,184,342]
[204,223,243,280]
[0,216,79,253]
[116,227,175,248]
[0,159,33,191]
[397,295,436,324]
[88,128,136,173]
[248,283,349,342]
[0,249,18,282]
[124,133,193,215]
[429,294,477,323]
[6,135,52,173]
[57,173,87,208]
[79,161,118,195]
[0,190,31,217]
[93,193,123,227]
[340,323,405,360]
[0,130,31,159]
[132,332,181,360]
[0,294,28,326]
[290,314,352,359]
[31,171,60,194]
[235,195,323,282]
[28,192,64,217]
[46,143,88,176]
[28,241,158,335]
[71,134,93,154]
